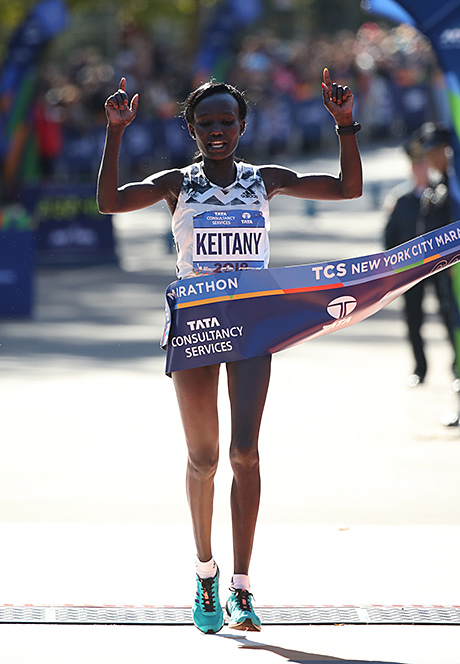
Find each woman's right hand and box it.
[104,77,139,127]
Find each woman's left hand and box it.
[321,67,354,125]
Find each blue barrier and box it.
[22,184,118,266]
[0,204,35,317]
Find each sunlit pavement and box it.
[1,145,460,663]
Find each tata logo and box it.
[326,295,357,319]
[440,28,460,47]
[186,317,221,331]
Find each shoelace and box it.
[230,587,254,612]
[199,577,216,612]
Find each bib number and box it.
[193,210,267,273]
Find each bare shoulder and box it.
[141,168,184,197]
[259,164,299,198]
[119,167,184,213]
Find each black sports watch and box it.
[335,122,361,135]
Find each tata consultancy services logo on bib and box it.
[326,295,357,319]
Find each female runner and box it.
[97,68,362,633]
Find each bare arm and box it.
[97,78,181,214]
[261,68,362,201]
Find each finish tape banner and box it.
[163,220,460,373]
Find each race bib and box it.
[193,209,267,273]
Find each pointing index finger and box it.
[323,67,331,89]
[119,77,127,92]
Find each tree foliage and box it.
[0,0,212,33]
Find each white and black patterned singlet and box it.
[172,161,270,279]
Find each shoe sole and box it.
[192,613,224,635]
[199,624,224,635]
[193,620,224,635]
[227,617,262,632]
[192,613,225,634]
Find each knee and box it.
[230,439,259,474]
[187,448,219,481]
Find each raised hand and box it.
[321,67,354,125]
[105,77,139,128]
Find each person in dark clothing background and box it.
[384,134,430,386]
[384,123,458,387]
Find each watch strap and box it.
[335,122,361,135]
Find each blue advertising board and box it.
[0,204,35,317]
[22,184,118,266]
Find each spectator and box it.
[384,123,458,387]
[383,133,430,386]
[417,122,459,382]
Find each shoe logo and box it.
[326,295,357,319]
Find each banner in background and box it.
[164,220,460,373]
[0,0,68,191]
[22,184,117,266]
[362,0,415,26]
[0,204,35,317]
[194,0,262,80]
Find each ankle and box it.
[196,556,217,579]
[231,573,250,591]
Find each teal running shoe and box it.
[192,569,224,634]
[226,587,261,631]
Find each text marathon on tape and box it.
[163,220,460,373]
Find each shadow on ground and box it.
[219,633,401,664]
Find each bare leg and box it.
[226,355,272,575]
[172,364,220,562]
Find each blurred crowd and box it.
[32,20,446,180]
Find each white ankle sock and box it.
[232,574,250,591]
[196,556,217,579]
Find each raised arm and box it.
[97,77,181,214]
[261,68,363,201]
